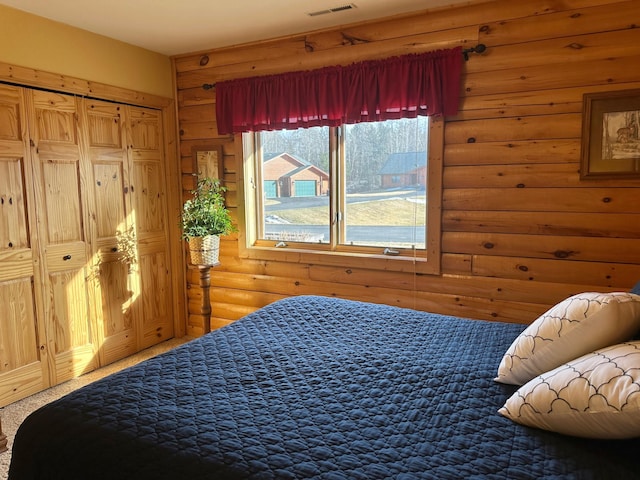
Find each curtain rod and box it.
[202,44,486,90]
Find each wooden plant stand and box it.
[198,262,219,334]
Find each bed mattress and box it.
[9,295,640,479]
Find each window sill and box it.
[239,244,440,275]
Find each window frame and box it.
[237,116,443,275]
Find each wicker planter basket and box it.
[188,235,220,265]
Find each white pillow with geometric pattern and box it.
[495,292,640,385]
[499,341,640,439]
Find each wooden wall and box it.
[173,0,640,335]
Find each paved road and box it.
[264,224,425,245]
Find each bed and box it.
[9,295,640,479]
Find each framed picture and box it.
[580,89,640,179]
[191,144,222,181]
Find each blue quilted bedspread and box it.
[9,296,640,479]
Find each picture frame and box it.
[580,89,640,179]
[191,143,222,181]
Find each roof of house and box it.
[264,152,329,179]
[378,152,427,175]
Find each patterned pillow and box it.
[499,341,640,439]
[495,292,640,385]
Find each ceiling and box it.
[0,0,476,56]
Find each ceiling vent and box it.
[307,3,357,17]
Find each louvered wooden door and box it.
[0,85,48,406]
[26,90,98,386]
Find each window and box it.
[240,116,443,274]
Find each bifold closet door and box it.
[126,106,173,350]
[27,90,98,385]
[82,99,137,365]
[82,99,173,365]
[0,85,48,407]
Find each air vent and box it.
[307,3,357,17]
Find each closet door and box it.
[126,106,173,350]
[27,90,97,385]
[0,85,48,406]
[82,99,136,365]
[83,100,174,364]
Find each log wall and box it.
[173,0,640,335]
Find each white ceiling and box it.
[0,0,476,56]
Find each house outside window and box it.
[240,116,443,275]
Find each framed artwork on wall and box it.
[580,89,640,179]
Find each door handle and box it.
[62,255,72,261]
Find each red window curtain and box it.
[215,47,463,135]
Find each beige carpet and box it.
[0,337,192,480]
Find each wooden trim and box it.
[0,60,171,108]
[0,415,7,453]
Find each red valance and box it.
[215,47,463,134]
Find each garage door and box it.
[294,180,315,197]
[264,181,277,198]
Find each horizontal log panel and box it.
[202,266,568,313]
[468,28,640,73]
[204,272,546,324]
[442,231,640,263]
[472,254,640,287]
[188,255,312,279]
[309,265,422,291]
[187,314,234,336]
[445,113,581,144]
[443,188,640,213]
[444,139,580,166]
[178,120,219,141]
[178,104,215,123]
[444,163,580,188]
[464,56,640,97]
[210,287,285,309]
[174,38,307,73]
[172,0,613,72]
[460,85,595,114]
[456,99,581,120]
[175,27,477,89]
[443,211,640,238]
[308,264,584,306]
[441,253,472,274]
[300,0,613,54]
[177,86,215,107]
[458,82,640,120]
[191,301,256,322]
[479,1,639,47]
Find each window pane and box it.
[343,117,428,249]
[260,127,330,243]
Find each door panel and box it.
[28,90,97,386]
[0,85,48,407]
[82,99,135,365]
[128,106,173,349]
[84,100,173,361]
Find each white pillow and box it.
[495,292,640,385]
[499,341,640,439]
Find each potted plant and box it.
[181,177,236,265]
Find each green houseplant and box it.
[181,177,236,265]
